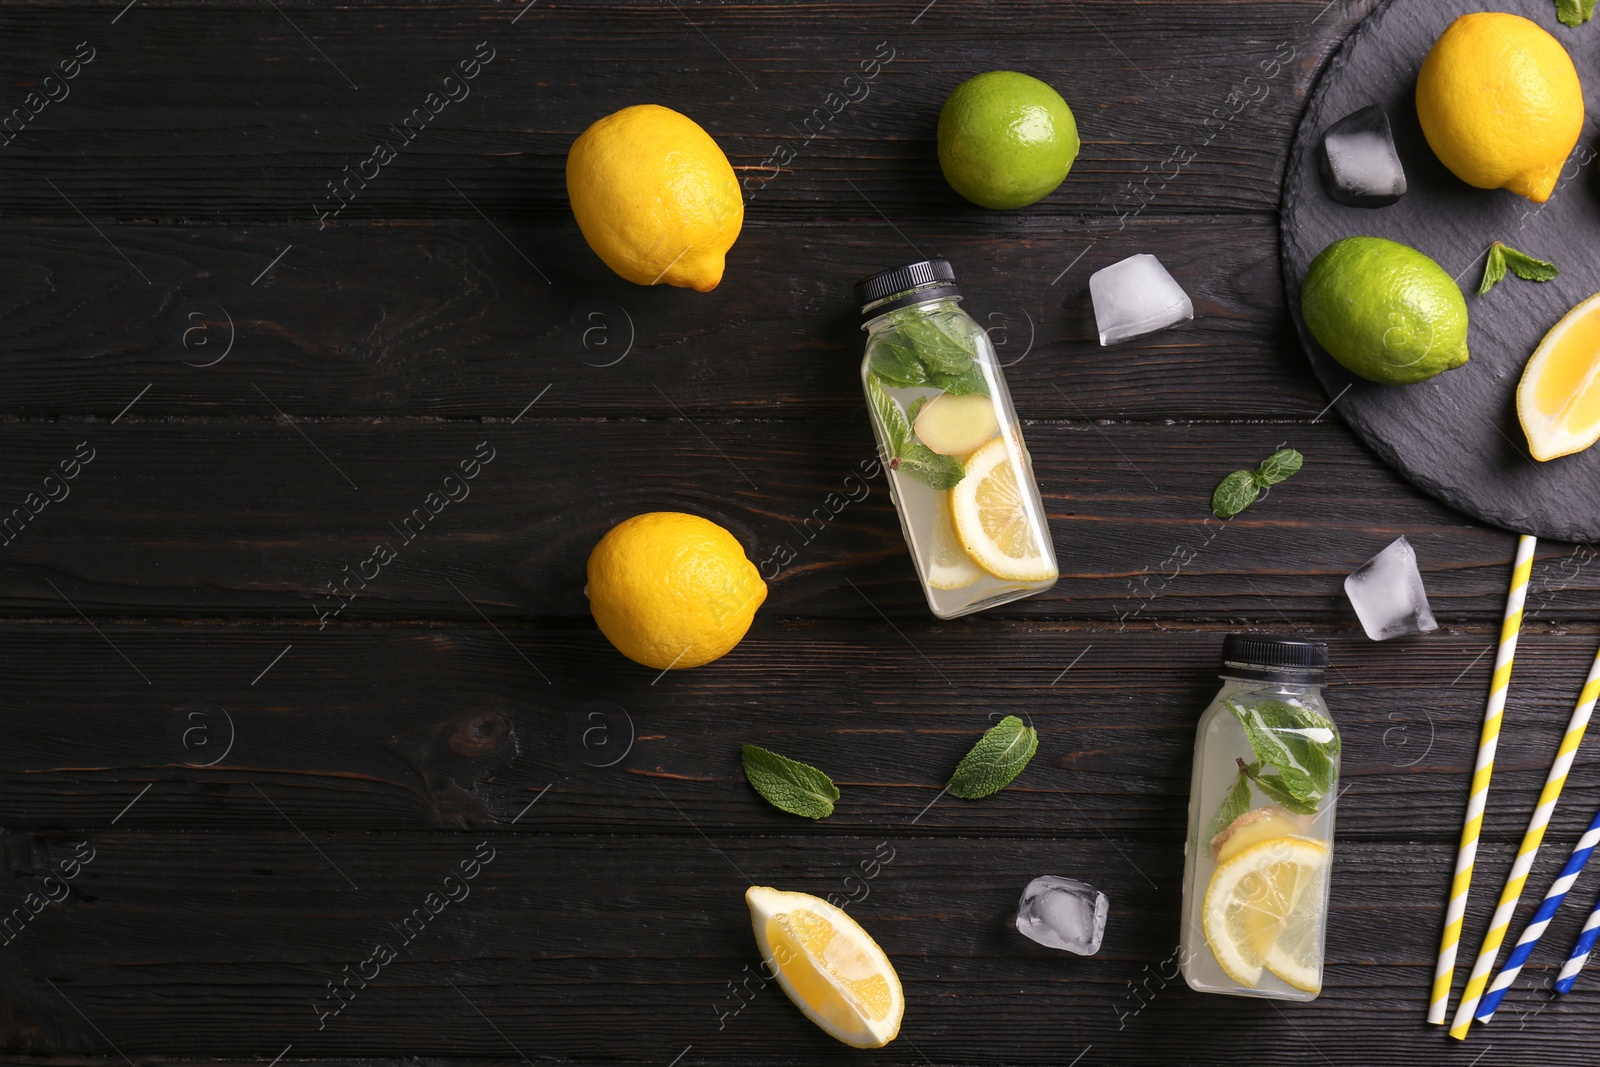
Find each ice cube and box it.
[1015,875,1108,955]
[1318,104,1407,208]
[1089,254,1194,347]
[1344,535,1438,641]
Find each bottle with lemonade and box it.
[1179,635,1340,1001]
[856,259,1057,618]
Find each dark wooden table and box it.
[5,1,1600,1063]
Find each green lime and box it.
[1301,236,1470,385]
[937,71,1079,210]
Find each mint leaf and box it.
[1227,700,1299,776]
[1213,447,1303,517]
[1229,699,1339,783]
[1502,245,1560,283]
[1480,242,1559,294]
[866,373,914,457]
[880,311,991,397]
[905,395,931,424]
[1253,699,1339,793]
[1556,0,1593,26]
[869,335,931,387]
[1212,470,1259,519]
[896,447,966,490]
[947,715,1038,799]
[1255,448,1303,486]
[928,361,990,397]
[1478,243,1508,295]
[893,313,979,373]
[1207,771,1253,843]
[742,744,839,819]
[1250,770,1320,815]
[866,374,965,490]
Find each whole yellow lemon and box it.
[1416,13,1584,204]
[566,104,743,292]
[586,512,766,670]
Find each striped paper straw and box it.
[1455,642,1600,1033]
[1475,802,1600,1020]
[1429,533,1537,1026]
[1554,890,1600,995]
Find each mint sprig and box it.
[1210,699,1340,822]
[1211,448,1303,519]
[947,715,1038,799]
[1478,241,1560,296]
[742,744,839,820]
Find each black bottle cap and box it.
[856,259,959,319]
[1220,634,1328,684]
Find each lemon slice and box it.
[1517,291,1600,461]
[928,491,984,590]
[1258,864,1328,993]
[745,886,903,1048]
[949,438,1058,582]
[1201,836,1328,992]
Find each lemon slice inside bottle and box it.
[1201,836,1328,992]
[949,437,1057,582]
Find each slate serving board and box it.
[1281,0,1600,541]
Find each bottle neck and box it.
[1217,672,1324,697]
[862,290,963,331]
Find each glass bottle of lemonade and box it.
[856,259,1057,619]
[1180,635,1339,1001]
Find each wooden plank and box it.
[0,1,1372,221]
[0,214,1318,422]
[0,418,1575,621]
[0,216,1326,420]
[1,831,1593,1064]
[5,621,1600,845]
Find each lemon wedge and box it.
[745,886,903,1048]
[949,437,1057,582]
[1201,836,1328,993]
[1517,292,1600,461]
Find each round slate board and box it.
[1281,0,1600,541]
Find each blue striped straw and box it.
[1476,804,1600,1021]
[1555,890,1600,995]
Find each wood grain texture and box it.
[0,217,1323,420]
[1,0,1589,1063]
[2,832,1598,1065]
[0,1,1374,221]
[4,622,1600,845]
[0,418,1583,621]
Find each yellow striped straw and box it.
[1448,637,1600,1038]
[1429,533,1536,1026]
